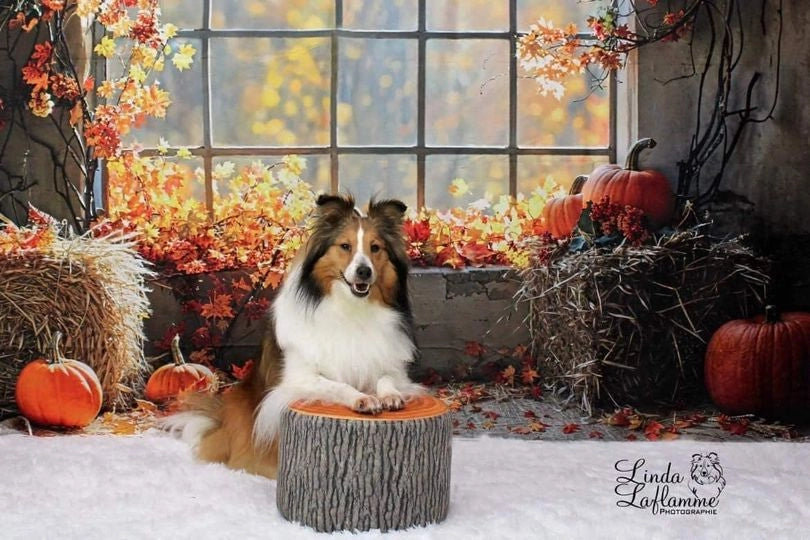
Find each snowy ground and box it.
[1,432,807,539]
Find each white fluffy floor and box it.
[1,432,807,539]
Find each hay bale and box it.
[0,232,153,417]
[519,229,769,415]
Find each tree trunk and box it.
[277,395,452,533]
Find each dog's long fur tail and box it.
[159,392,223,449]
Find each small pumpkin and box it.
[542,175,588,239]
[144,334,217,402]
[581,138,675,227]
[15,331,103,427]
[705,305,810,419]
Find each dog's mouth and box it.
[342,273,371,298]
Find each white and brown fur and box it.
[163,195,423,479]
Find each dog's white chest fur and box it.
[273,271,414,392]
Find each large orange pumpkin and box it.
[581,138,675,227]
[15,331,103,427]
[705,305,810,419]
[542,175,587,239]
[144,334,218,402]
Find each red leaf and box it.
[523,410,537,419]
[644,420,664,441]
[562,423,580,434]
[231,359,254,381]
[588,430,604,439]
[460,242,496,267]
[482,410,500,420]
[464,341,486,357]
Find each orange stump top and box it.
[289,394,448,421]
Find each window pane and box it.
[426,155,508,209]
[426,40,508,146]
[517,155,608,195]
[161,0,203,29]
[212,0,334,29]
[210,38,331,146]
[343,0,418,30]
[211,155,330,197]
[517,0,612,32]
[338,39,417,146]
[427,0,508,31]
[339,155,416,209]
[120,39,204,147]
[518,73,610,147]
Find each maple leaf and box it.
[644,420,664,441]
[464,341,486,357]
[94,35,116,58]
[200,292,235,320]
[562,423,580,434]
[626,433,638,441]
[510,426,532,435]
[232,359,254,380]
[482,410,500,420]
[529,421,549,432]
[482,420,496,430]
[460,243,495,267]
[520,366,539,384]
[499,365,516,386]
[588,430,604,439]
[172,42,196,71]
[523,410,537,419]
[448,178,469,197]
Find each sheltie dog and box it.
[163,194,423,478]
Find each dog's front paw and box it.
[379,394,404,411]
[352,395,383,415]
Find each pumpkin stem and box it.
[624,138,657,171]
[570,175,588,195]
[765,305,780,324]
[170,334,186,365]
[48,331,64,365]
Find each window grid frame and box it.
[163,0,617,210]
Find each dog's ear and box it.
[691,453,702,463]
[368,198,407,225]
[707,452,719,463]
[314,194,356,225]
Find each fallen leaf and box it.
[562,423,580,434]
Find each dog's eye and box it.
[340,243,351,251]
[370,244,381,253]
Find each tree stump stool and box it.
[277,394,452,532]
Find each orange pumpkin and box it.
[705,305,810,419]
[542,175,587,239]
[15,331,103,427]
[144,334,217,402]
[581,138,675,227]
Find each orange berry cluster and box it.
[590,197,650,246]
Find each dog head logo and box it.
[688,452,725,498]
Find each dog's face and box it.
[690,453,723,485]
[300,195,410,312]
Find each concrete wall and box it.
[634,0,810,308]
[635,0,804,233]
[144,267,530,382]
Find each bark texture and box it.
[277,402,452,532]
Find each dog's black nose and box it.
[356,265,372,281]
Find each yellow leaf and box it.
[172,43,196,71]
[448,178,469,197]
[94,35,116,58]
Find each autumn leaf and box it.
[520,366,539,384]
[172,42,196,71]
[232,359,254,380]
[529,421,549,432]
[588,430,604,439]
[523,410,537,419]
[499,365,516,386]
[200,292,235,320]
[482,420,496,430]
[644,420,664,441]
[562,422,580,434]
[482,410,500,420]
[464,341,486,357]
[448,178,469,197]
